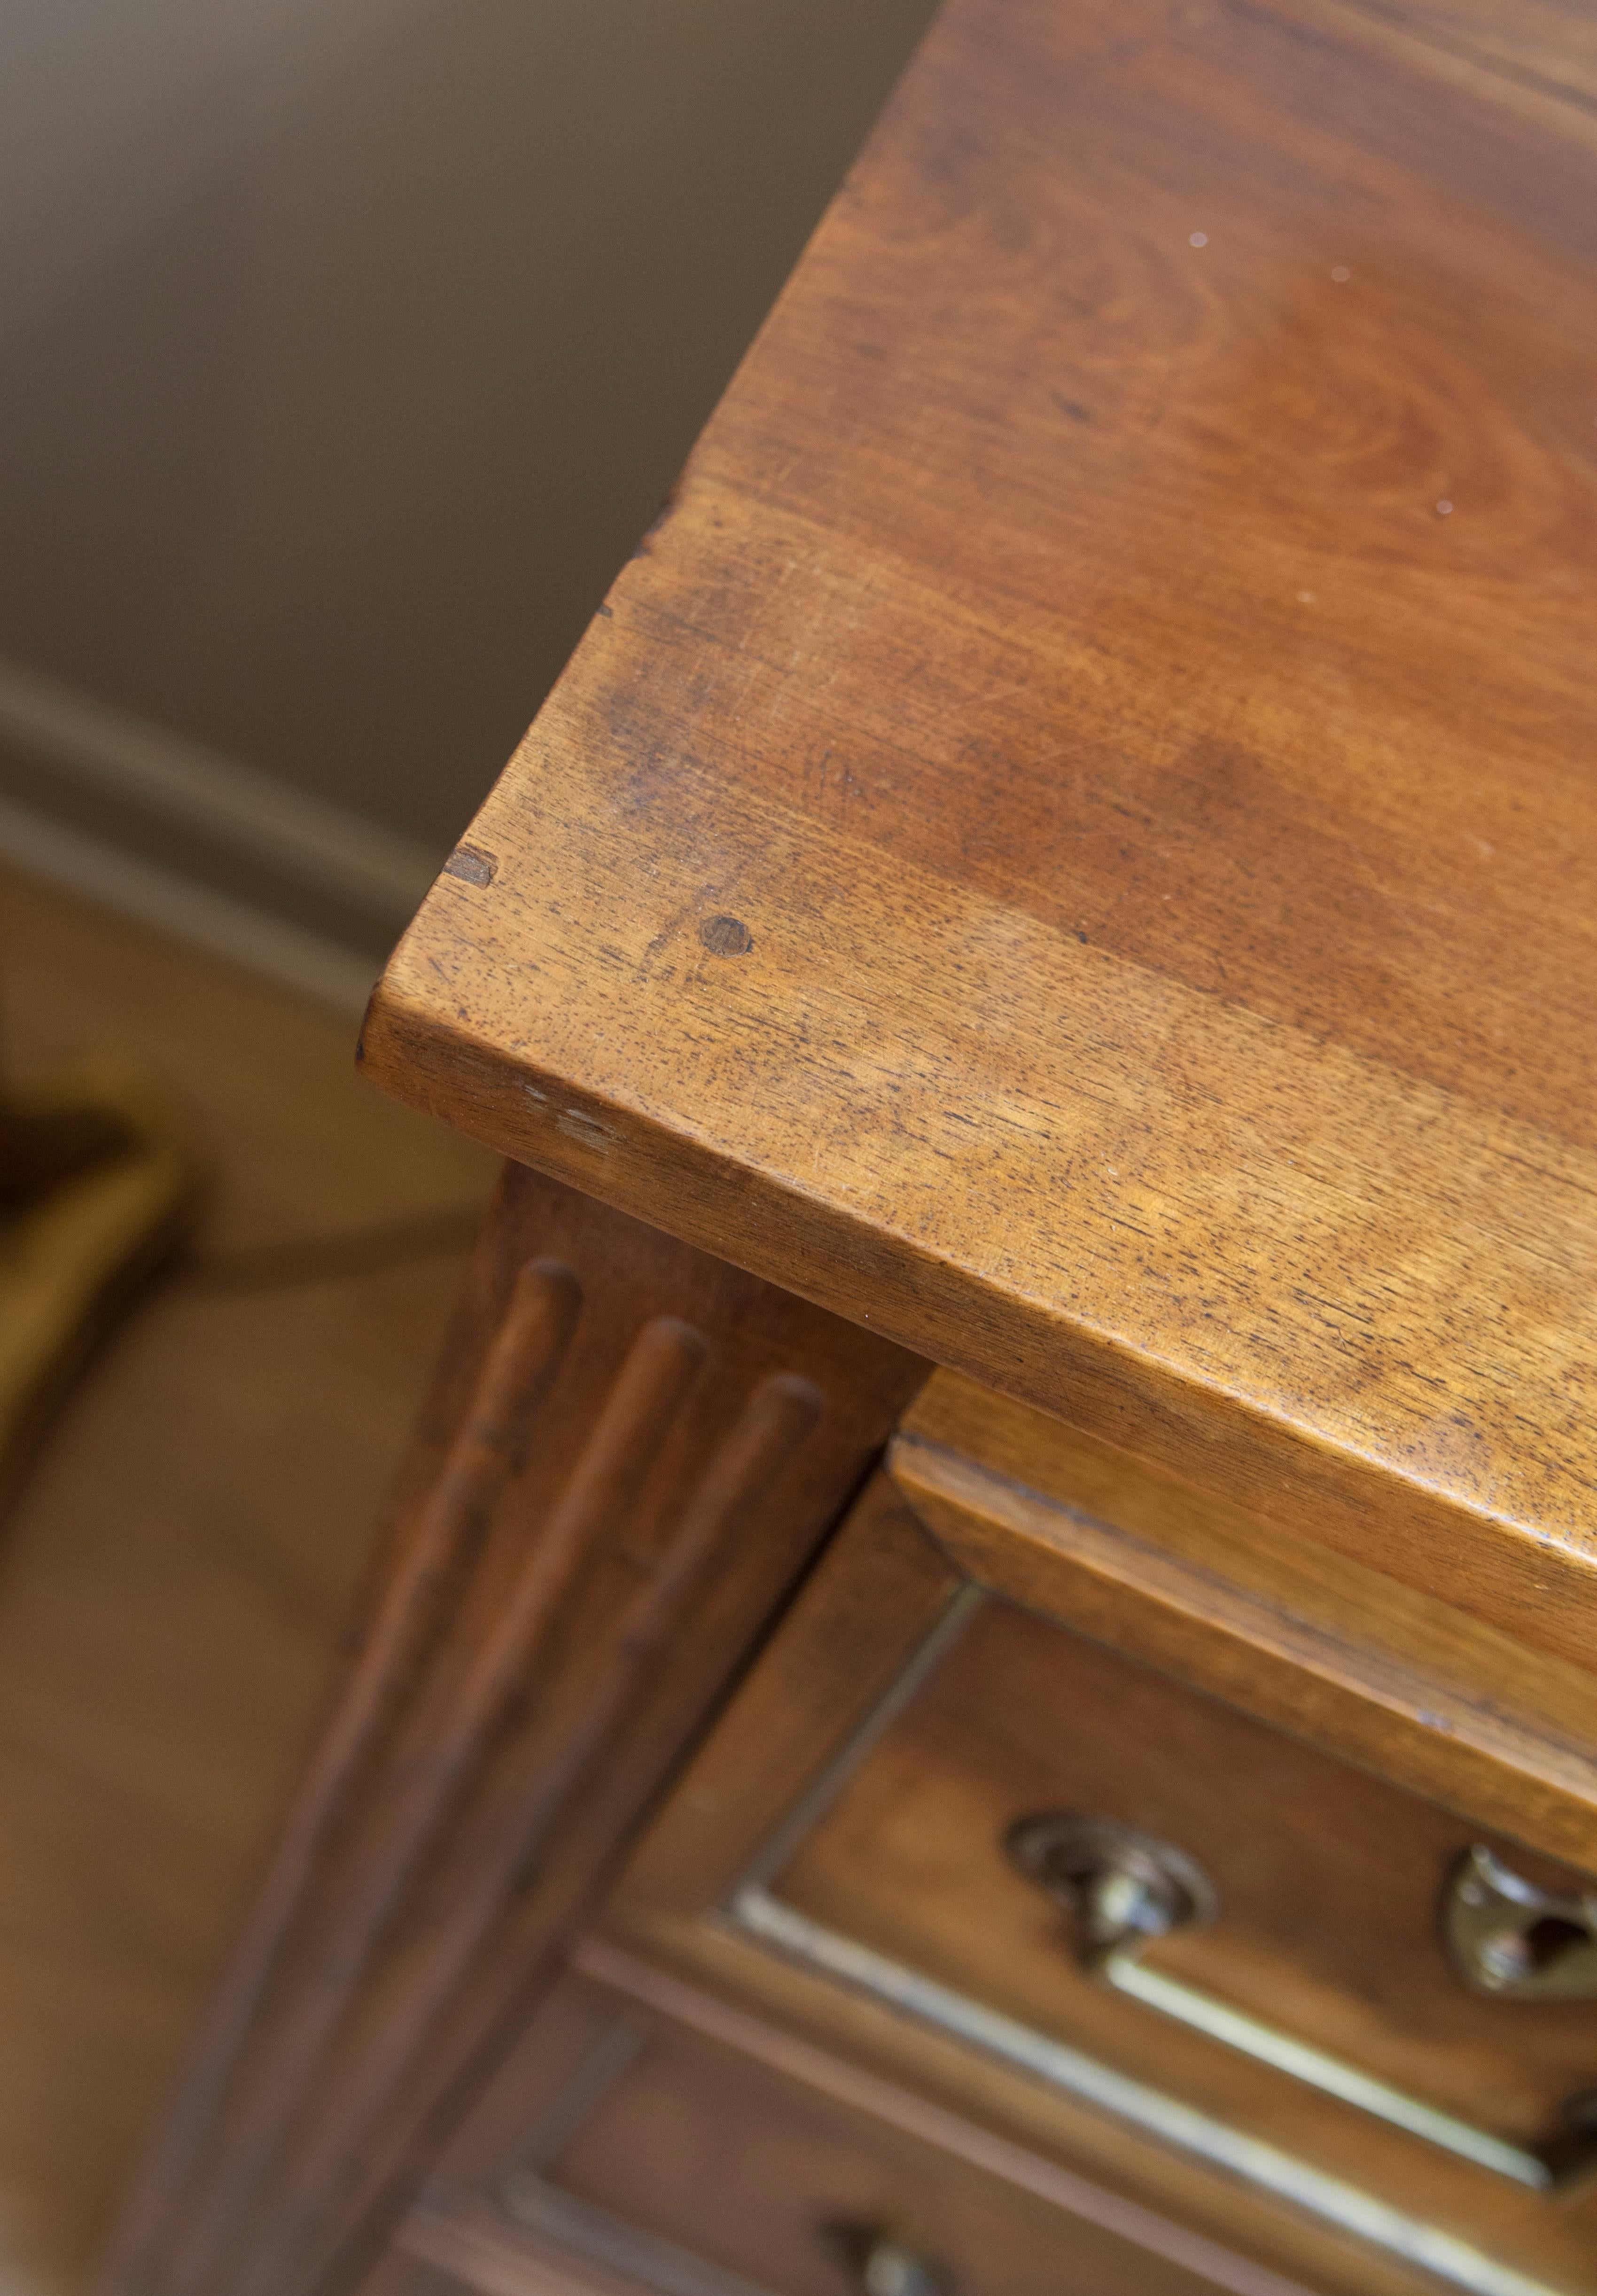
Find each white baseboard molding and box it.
[0,795,381,1016]
[0,654,439,924]
[0,654,459,1011]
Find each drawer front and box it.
[768,1594,1597,2162]
[385,1960,1308,2296]
[606,1463,1597,2296]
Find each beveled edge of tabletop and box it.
[360,0,1597,1681]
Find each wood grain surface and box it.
[773,1600,1597,2172]
[602,1482,1483,2296]
[101,1164,924,2296]
[388,1960,1315,2296]
[360,0,1597,1678]
[605,1474,1597,2295]
[897,1374,1597,1870]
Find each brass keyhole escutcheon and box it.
[1005,1812,1218,1975]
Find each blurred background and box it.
[0,4,936,2286]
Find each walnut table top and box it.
[364,0,1597,1676]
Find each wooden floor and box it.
[0,866,498,2294]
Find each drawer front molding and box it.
[718,1586,1568,2293]
[389,1952,1316,2296]
[727,1888,1558,2296]
[609,1463,1597,2296]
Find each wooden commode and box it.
[103,1,1597,2291]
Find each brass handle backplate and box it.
[1005,1811,1218,1974]
[1004,1812,1597,2195]
[823,2222,954,2296]
[1445,1844,1597,2002]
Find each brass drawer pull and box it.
[1446,1846,1597,2002]
[1005,1812,1597,2194]
[1005,1813,1218,1974]
[498,2170,957,2296]
[825,2223,954,2295]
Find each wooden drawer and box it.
[379,1960,1311,2296]
[606,1402,1597,2296]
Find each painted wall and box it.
[0,0,936,853]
